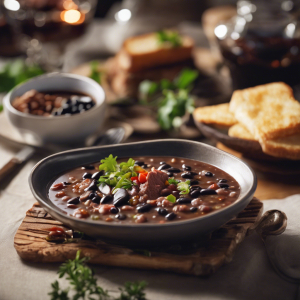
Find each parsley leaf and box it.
[157,89,195,131]
[166,194,176,203]
[99,154,118,173]
[177,180,191,195]
[89,61,101,84]
[174,68,199,90]
[168,178,180,185]
[49,250,148,300]
[156,30,182,47]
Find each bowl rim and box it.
[3,72,105,120]
[29,139,257,229]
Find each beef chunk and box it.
[139,168,168,200]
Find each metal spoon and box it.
[255,210,300,298]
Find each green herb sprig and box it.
[156,30,182,47]
[0,59,45,93]
[177,180,191,195]
[138,69,198,131]
[98,155,140,193]
[49,250,148,300]
[89,61,101,84]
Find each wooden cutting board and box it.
[14,198,263,276]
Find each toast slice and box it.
[229,82,300,141]
[117,32,194,73]
[193,103,237,128]
[228,123,256,141]
[229,123,300,160]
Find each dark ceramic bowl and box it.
[29,139,257,246]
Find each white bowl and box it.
[3,73,106,145]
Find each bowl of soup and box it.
[29,139,257,246]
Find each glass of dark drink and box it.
[3,0,96,70]
[215,0,300,90]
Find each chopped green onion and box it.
[166,194,176,203]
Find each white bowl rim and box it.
[3,72,105,120]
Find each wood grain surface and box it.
[14,198,263,276]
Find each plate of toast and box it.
[193,82,300,165]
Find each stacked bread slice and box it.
[193,82,300,160]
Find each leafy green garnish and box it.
[0,104,3,113]
[99,154,118,173]
[166,194,176,203]
[0,59,45,93]
[158,89,194,131]
[138,68,198,131]
[168,178,180,185]
[98,156,141,192]
[89,61,101,84]
[156,30,182,47]
[49,250,148,300]
[177,180,191,195]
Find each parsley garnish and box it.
[168,178,180,185]
[156,30,182,47]
[49,250,148,300]
[0,104,3,113]
[177,180,191,195]
[98,156,141,192]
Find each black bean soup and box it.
[49,156,240,224]
[12,89,95,117]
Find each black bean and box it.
[83,165,94,170]
[98,183,111,195]
[167,167,181,173]
[172,191,180,198]
[100,194,113,204]
[190,189,201,198]
[182,164,191,171]
[190,207,198,212]
[190,180,199,185]
[113,188,130,206]
[137,203,152,213]
[160,161,166,165]
[161,188,172,196]
[156,207,168,216]
[88,192,96,199]
[91,170,104,180]
[158,163,171,170]
[200,189,217,195]
[135,161,144,166]
[166,172,173,177]
[67,197,80,205]
[190,185,201,191]
[205,172,214,177]
[91,196,101,204]
[218,183,229,189]
[115,213,126,220]
[82,172,92,179]
[165,212,177,221]
[110,207,119,214]
[84,180,98,191]
[181,172,194,179]
[219,179,228,183]
[176,197,191,204]
[142,164,148,169]
[63,182,71,186]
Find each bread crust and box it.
[228,123,256,141]
[117,33,194,73]
[193,103,237,127]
